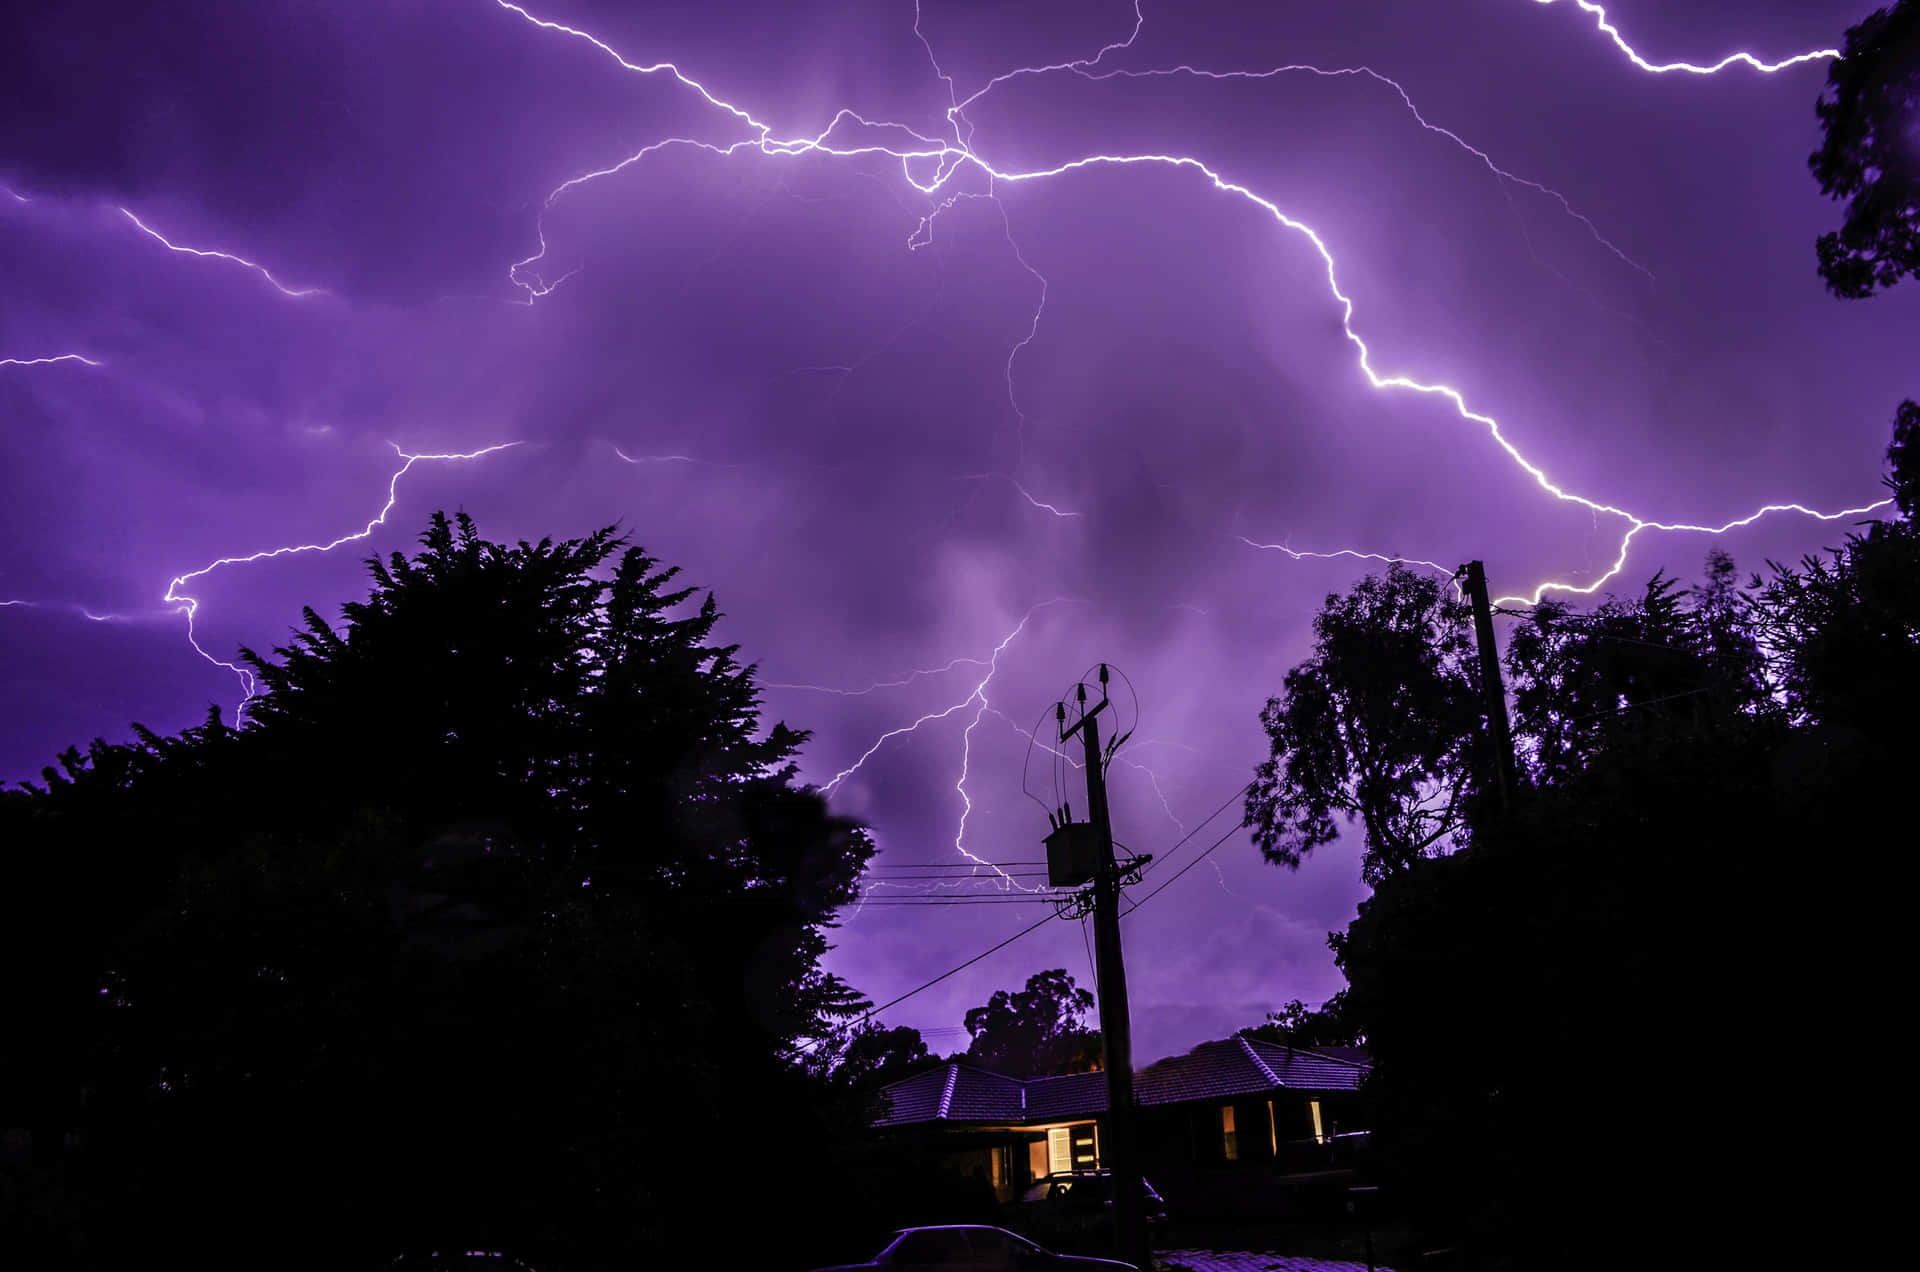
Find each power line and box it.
[864,872,1059,883]
[1080,912,1098,998]
[865,859,1049,869]
[799,908,1060,1055]
[1137,780,1252,877]
[855,896,1066,906]
[1121,820,1243,919]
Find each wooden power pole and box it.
[1459,561,1518,815]
[1059,667,1149,1272]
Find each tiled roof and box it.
[1240,1038,1369,1092]
[1025,1070,1109,1121]
[1135,1038,1280,1105]
[872,1039,1369,1128]
[1299,1044,1371,1067]
[873,1066,950,1126]
[944,1066,1027,1122]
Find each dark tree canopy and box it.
[1253,416,1917,1268]
[823,1021,941,1092]
[962,968,1103,1078]
[1245,563,1481,886]
[1,512,878,1272]
[1236,994,1363,1050]
[1810,0,1920,297]
[1888,397,1920,517]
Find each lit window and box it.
[1048,1127,1072,1176]
[1308,1099,1325,1144]
[1072,1123,1098,1169]
[1222,1105,1239,1161]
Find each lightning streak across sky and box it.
[119,208,328,299]
[815,599,1087,893]
[2,353,101,368]
[162,441,524,719]
[1532,0,1842,74]
[0,1,1882,938]
[485,0,1883,623]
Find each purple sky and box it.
[3,1,1912,1065]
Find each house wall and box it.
[1133,1095,1368,1222]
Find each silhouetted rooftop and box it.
[873,1036,1368,1128]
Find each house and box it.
[869,1037,1371,1221]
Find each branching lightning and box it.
[490,0,1879,621]
[1071,62,1653,282]
[6,0,1865,910]
[818,599,1081,891]
[163,441,524,719]
[463,0,1890,915]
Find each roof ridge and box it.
[1258,1039,1370,1068]
[1236,1034,1283,1087]
[937,1064,960,1120]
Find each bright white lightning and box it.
[490,0,1886,613]
[1531,0,1840,75]
[119,208,327,299]
[1073,63,1653,282]
[1236,534,1453,578]
[767,653,990,697]
[819,600,1080,891]
[1,354,101,368]
[960,472,1082,518]
[163,441,524,720]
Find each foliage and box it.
[1810,0,1920,297]
[961,968,1104,1078]
[820,1020,942,1093]
[1503,551,1775,787]
[0,512,878,1271]
[1235,994,1363,1049]
[1890,397,1920,518]
[1245,563,1481,886]
[1249,416,1916,1266]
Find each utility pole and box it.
[1459,561,1517,815]
[1058,667,1149,1272]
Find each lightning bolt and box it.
[819,599,1080,891]
[766,653,990,697]
[960,472,1082,518]
[6,1,1860,832]
[1,354,101,368]
[489,0,1882,619]
[1236,534,1453,578]
[612,449,711,466]
[1071,62,1652,282]
[119,208,328,299]
[989,705,1234,895]
[163,441,524,720]
[1532,0,1841,74]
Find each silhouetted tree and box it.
[1245,563,1481,886]
[823,1021,942,1092]
[1246,421,1915,1268]
[0,512,878,1272]
[962,969,1103,1078]
[1236,994,1363,1049]
[1811,0,1920,297]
